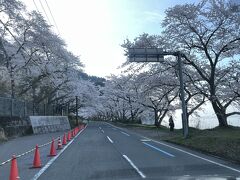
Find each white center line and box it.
[122,155,146,179]
[107,136,113,143]
[121,131,130,136]
[101,129,104,133]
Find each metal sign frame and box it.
[128,48,164,62]
[126,48,189,138]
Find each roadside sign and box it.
[128,48,164,62]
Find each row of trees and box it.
[91,0,240,128]
[1,0,239,128]
[0,0,100,113]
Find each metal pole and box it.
[61,105,63,116]
[43,103,46,116]
[24,101,26,117]
[33,102,35,115]
[177,52,188,138]
[67,102,69,115]
[11,98,13,117]
[52,104,54,116]
[75,96,78,125]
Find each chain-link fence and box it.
[0,96,69,117]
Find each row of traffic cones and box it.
[9,125,85,180]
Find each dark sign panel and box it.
[127,48,164,62]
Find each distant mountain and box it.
[79,72,106,87]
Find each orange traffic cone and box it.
[49,138,56,156]
[67,132,69,141]
[9,155,20,180]
[57,137,62,150]
[33,145,41,168]
[67,131,71,141]
[62,133,67,145]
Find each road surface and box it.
[36,121,240,180]
[0,131,64,180]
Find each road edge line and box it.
[121,131,130,136]
[31,125,88,180]
[0,136,59,166]
[106,122,240,173]
[151,139,240,173]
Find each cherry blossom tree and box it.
[0,1,87,111]
[160,0,240,127]
[122,0,240,127]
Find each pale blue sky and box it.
[24,0,199,77]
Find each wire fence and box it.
[0,96,69,117]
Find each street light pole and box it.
[177,52,188,138]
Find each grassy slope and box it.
[165,126,240,163]
[115,122,240,163]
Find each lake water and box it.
[142,102,240,129]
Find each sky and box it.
[23,0,200,78]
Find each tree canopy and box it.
[0,0,100,115]
[93,0,240,128]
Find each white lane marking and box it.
[121,131,130,136]
[107,136,113,143]
[122,155,146,179]
[143,142,175,157]
[31,125,88,180]
[141,139,151,142]
[112,128,117,130]
[99,127,104,133]
[106,122,122,130]
[106,122,240,173]
[147,136,240,173]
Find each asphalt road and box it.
[0,131,64,180]
[36,121,240,180]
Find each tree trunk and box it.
[211,101,228,127]
[154,109,159,127]
[130,109,134,122]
